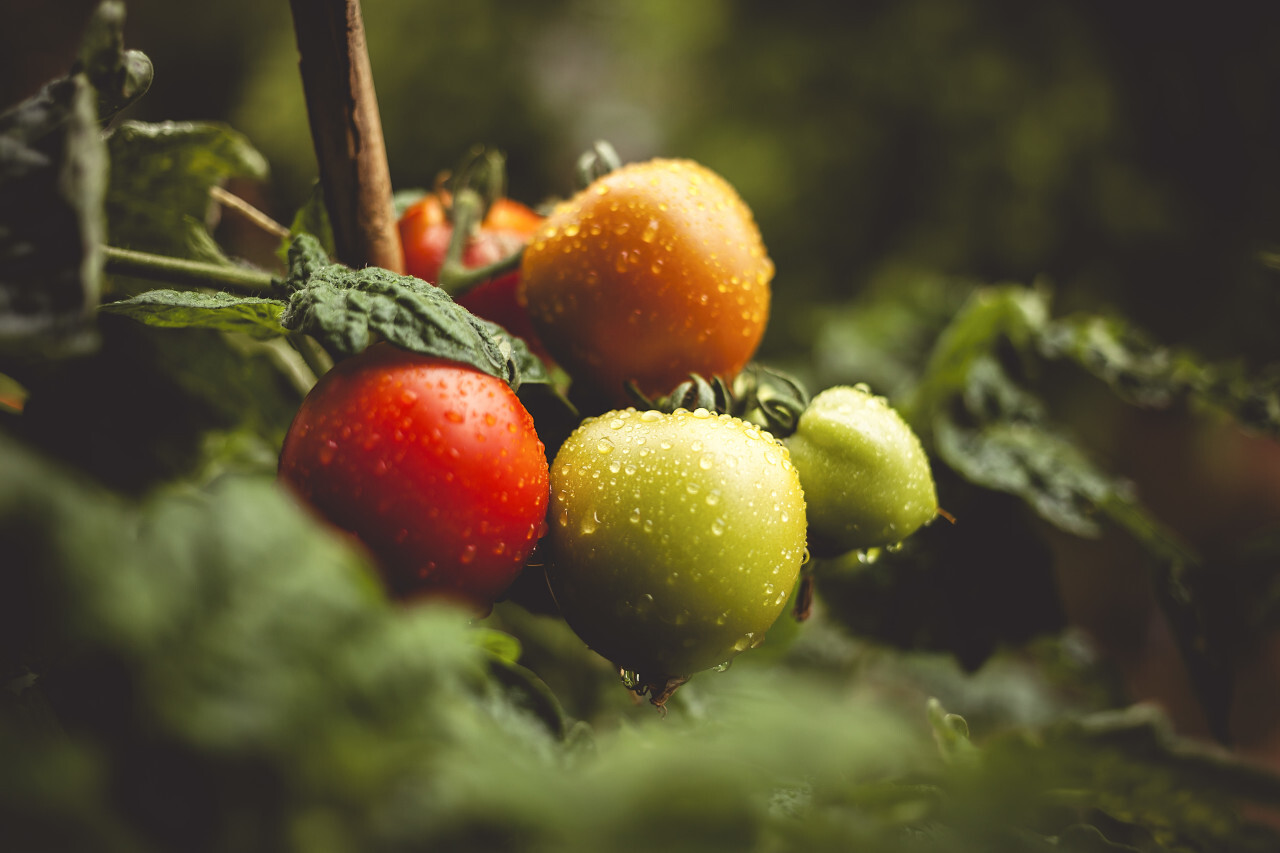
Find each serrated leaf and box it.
[104,120,268,294]
[279,234,548,390]
[906,283,1049,430]
[99,289,286,340]
[0,74,105,357]
[1040,313,1280,439]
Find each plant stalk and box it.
[102,246,276,292]
[288,0,403,273]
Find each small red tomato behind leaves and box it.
[399,193,549,362]
[279,343,550,610]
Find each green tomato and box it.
[546,408,808,687]
[784,385,937,556]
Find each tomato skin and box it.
[520,159,773,403]
[546,408,807,679]
[278,343,550,609]
[784,385,937,556]
[398,194,548,361]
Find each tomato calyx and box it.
[424,147,528,299]
[574,139,623,188]
[620,669,691,714]
[625,363,810,437]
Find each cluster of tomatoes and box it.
[278,155,938,700]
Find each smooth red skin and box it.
[278,344,550,608]
[399,196,551,363]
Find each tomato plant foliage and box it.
[4,3,1280,852]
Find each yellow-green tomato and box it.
[784,385,937,556]
[546,408,808,682]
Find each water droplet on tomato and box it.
[318,440,337,465]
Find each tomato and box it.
[520,159,773,404]
[278,342,550,610]
[784,385,937,556]
[398,193,548,361]
[545,407,807,693]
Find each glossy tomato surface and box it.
[785,385,937,556]
[546,407,807,680]
[279,343,549,608]
[520,159,773,403]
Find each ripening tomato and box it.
[278,343,550,610]
[784,385,937,556]
[545,407,807,688]
[399,193,548,361]
[520,159,773,403]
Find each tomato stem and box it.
[101,245,276,292]
[435,187,524,298]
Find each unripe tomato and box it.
[546,407,807,685]
[520,159,773,403]
[278,343,550,610]
[784,385,937,556]
[398,193,549,362]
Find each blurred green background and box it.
[6,0,1280,364]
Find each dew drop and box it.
[710,518,726,536]
[318,440,338,466]
[459,544,477,565]
[596,438,615,454]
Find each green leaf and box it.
[280,234,548,390]
[278,180,335,265]
[0,73,106,358]
[973,705,1280,851]
[14,315,302,493]
[1040,313,1280,439]
[99,289,286,340]
[103,120,268,293]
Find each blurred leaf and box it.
[0,74,105,359]
[99,289,286,340]
[969,705,1280,852]
[74,1,152,124]
[1040,313,1280,439]
[104,120,268,294]
[280,234,548,390]
[14,315,301,493]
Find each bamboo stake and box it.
[288,0,403,272]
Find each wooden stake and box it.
[288,0,403,272]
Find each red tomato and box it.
[398,193,549,362]
[278,343,550,610]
